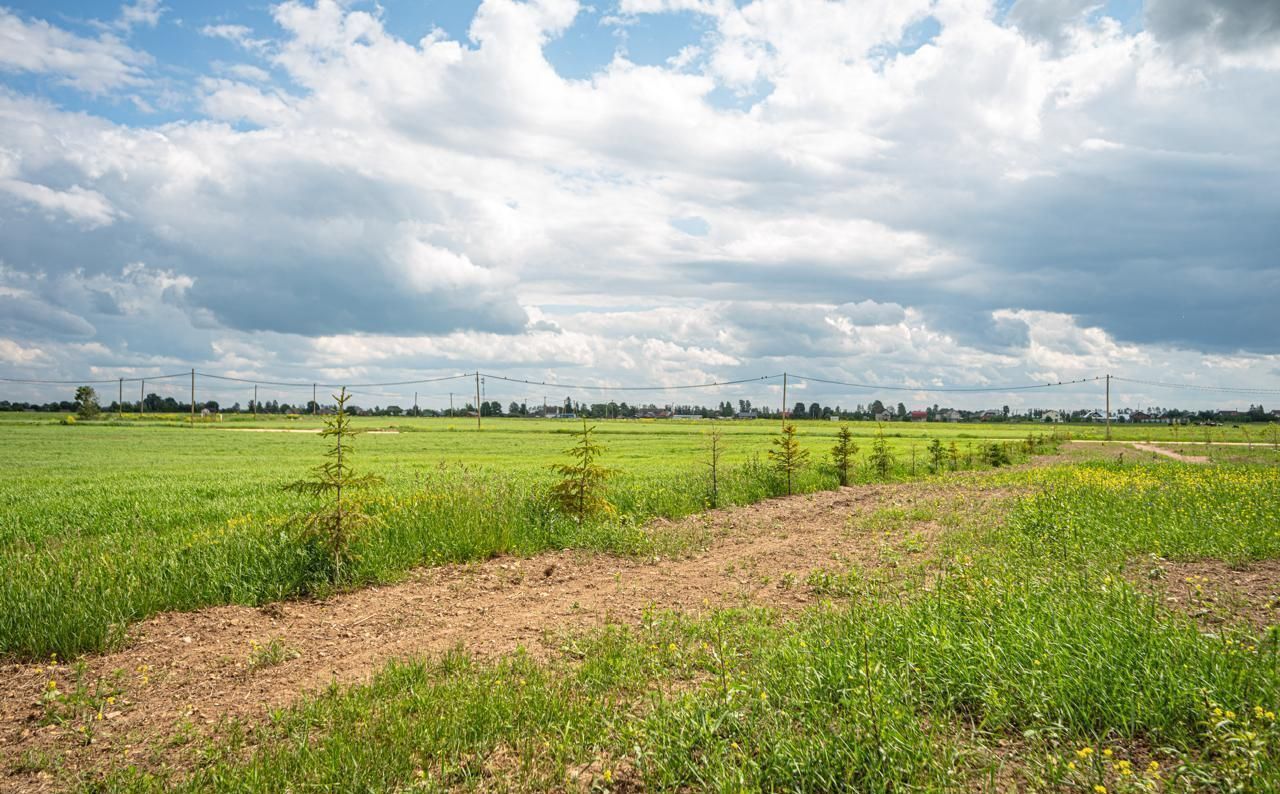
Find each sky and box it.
[0,0,1278,412]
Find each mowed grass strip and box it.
[99,461,1280,792]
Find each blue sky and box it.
[0,0,1278,410]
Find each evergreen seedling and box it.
[550,418,614,521]
[830,424,858,486]
[868,426,895,480]
[284,388,383,585]
[769,423,809,495]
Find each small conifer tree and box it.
[868,426,895,480]
[284,387,382,584]
[831,424,858,486]
[983,441,1012,467]
[769,422,810,495]
[927,438,945,473]
[550,418,614,521]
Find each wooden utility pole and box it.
[449,392,454,416]
[413,391,418,417]
[312,383,317,415]
[118,378,123,418]
[781,372,788,427]
[139,379,144,415]
[1105,374,1112,441]
[253,384,258,418]
[475,372,482,429]
[190,369,195,427]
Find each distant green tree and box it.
[792,401,807,420]
[831,424,858,486]
[74,386,100,419]
[808,402,821,419]
[769,423,810,495]
[896,402,907,420]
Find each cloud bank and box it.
[0,0,1277,409]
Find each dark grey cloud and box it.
[1006,0,1098,51]
[0,293,96,338]
[1146,0,1280,51]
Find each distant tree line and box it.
[0,389,1275,424]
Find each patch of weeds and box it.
[247,638,300,671]
[805,567,862,597]
[40,658,124,744]
[9,749,64,776]
[862,504,936,533]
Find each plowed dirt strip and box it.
[0,483,995,792]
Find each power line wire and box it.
[4,367,1278,398]
[789,374,1104,394]
[477,372,784,392]
[194,372,476,388]
[1111,376,1280,395]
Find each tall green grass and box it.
[1009,461,1280,564]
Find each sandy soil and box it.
[1130,443,1210,463]
[1132,558,1280,631]
[0,482,995,792]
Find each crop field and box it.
[2,418,1279,791]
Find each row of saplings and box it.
[294,389,1051,585]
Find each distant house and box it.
[671,414,702,420]
[909,410,928,422]
[874,410,893,422]
[1081,410,1106,422]
[735,410,758,420]
[941,410,963,423]
[1130,411,1153,423]
[635,408,671,419]
[1041,410,1062,423]
[978,409,1002,421]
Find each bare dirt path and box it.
[1130,443,1210,463]
[1070,440,1258,447]
[0,482,999,792]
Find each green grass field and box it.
[0,418,1058,659]
[5,415,1280,790]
